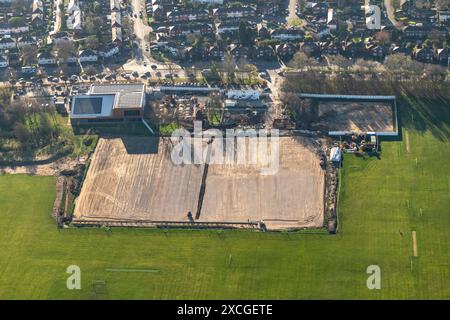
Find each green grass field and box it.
[0,98,449,299]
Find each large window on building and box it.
[124,110,141,117]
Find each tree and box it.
[384,53,423,74]
[85,16,104,35]
[325,54,352,70]
[121,16,133,35]
[13,122,31,146]
[289,52,317,70]
[375,31,391,45]
[53,40,77,64]
[84,65,97,76]
[222,53,236,82]
[206,93,223,110]
[21,45,38,66]
[424,64,447,80]
[238,21,255,47]
[85,35,99,50]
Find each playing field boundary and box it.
[412,230,418,257]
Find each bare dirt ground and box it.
[201,136,325,229]
[74,136,325,230]
[74,137,204,221]
[0,158,80,176]
[313,101,395,133]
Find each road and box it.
[48,0,63,43]
[126,0,184,77]
[130,0,152,63]
[53,0,63,33]
[384,0,402,29]
[286,0,299,25]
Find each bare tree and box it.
[221,53,236,82]
[325,54,352,70]
[53,40,77,64]
[84,35,99,50]
[21,45,38,66]
[375,31,391,45]
[385,54,423,74]
[289,51,317,70]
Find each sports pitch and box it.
[0,98,449,299]
[74,136,324,229]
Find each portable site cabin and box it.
[330,147,342,163]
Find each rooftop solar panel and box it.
[89,84,144,109]
[73,97,103,114]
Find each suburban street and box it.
[384,0,402,29]
[47,0,63,43]
[286,0,299,24]
[124,0,184,77]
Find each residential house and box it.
[402,25,429,39]
[7,51,20,68]
[327,8,337,31]
[58,53,78,65]
[152,5,169,21]
[17,36,36,48]
[253,44,276,60]
[213,6,256,20]
[275,43,298,60]
[112,27,123,43]
[52,32,71,44]
[192,0,223,4]
[207,45,225,60]
[110,0,121,11]
[0,55,8,68]
[67,0,82,30]
[100,44,120,58]
[184,46,206,61]
[413,46,434,63]
[229,44,249,60]
[317,25,331,39]
[167,24,213,38]
[321,41,341,55]
[166,9,209,23]
[0,23,29,35]
[343,40,367,57]
[438,11,450,24]
[0,37,16,50]
[216,21,240,35]
[436,47,449,65]
[271,28,304,41]
[258,3,279,15]
[32,0,44,27]
[308,2,328,18]
[111,11,121,28]
[37,52,57,65]
[367,43,387,59]
[79,49,98,63]
[257,23,270,39]
[391,45,413,56]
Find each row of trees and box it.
[288,51,448,80]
